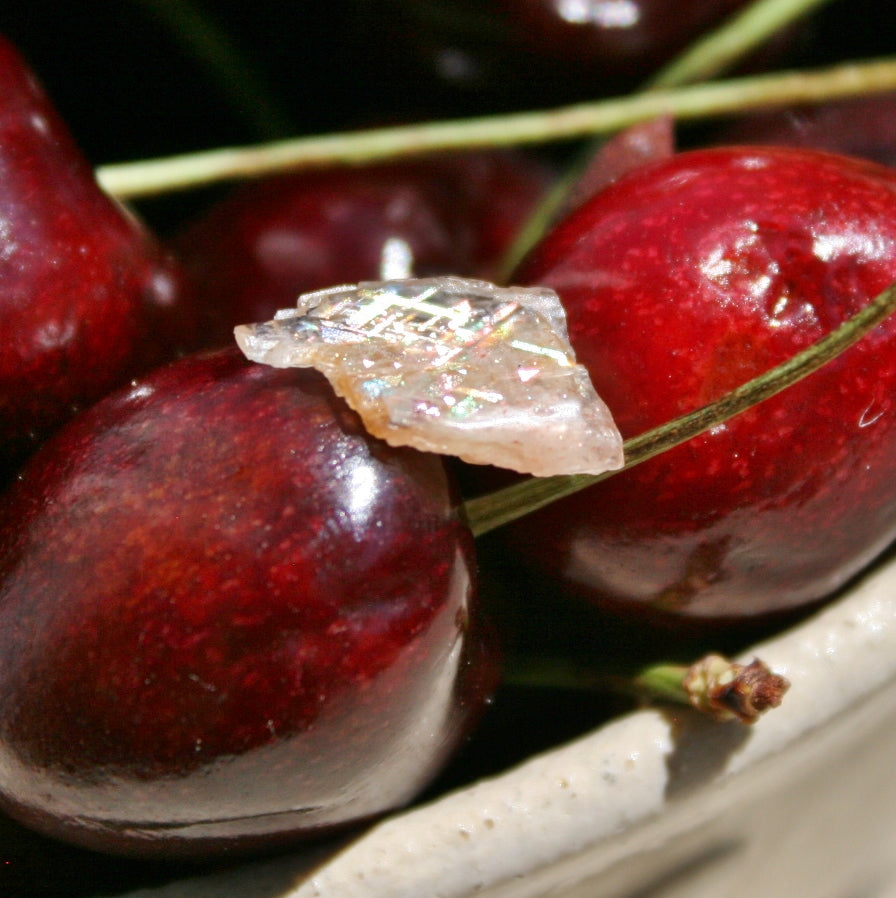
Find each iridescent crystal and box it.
[234,276,623,477]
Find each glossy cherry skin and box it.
[511,146,896,624]
[492,0,752,77]
[0,348,496,857]
[174,152,551,346]
[0,36,198,468]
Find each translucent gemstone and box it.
[234,276,623,477]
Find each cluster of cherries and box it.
[3,1,896,889]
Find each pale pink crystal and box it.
[234,276,623,477]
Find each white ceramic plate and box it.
[115,544,896,898]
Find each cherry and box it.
[0,36,199,469]
[716,92,896,167]
[491,0,753,77]
[0,347,497,857]
[560,117,675,216]
[342,0,761,113]
[174,152,551,346]
[509,145,896,624]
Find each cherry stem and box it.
[130,0,294,140]
[99,0,834,200]
[504,652,790,724]
[498,0,837,277]
[96,55,896,200]
[462,277,896,537]
[646,0,837,89]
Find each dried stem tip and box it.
[681,654,791,724]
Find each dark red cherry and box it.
[511,146,896,625]
[441,151,555,281]
[0,347,496,857]
[716,91,896,167]
[341,0,761,113]
[174,151,551,346]
[0,36,199,469]
[491,0,752,76]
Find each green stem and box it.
[502,657,696,706]
[96,56,896,200]
[502,655,639,697]
[499,0,838,278]
[130,0,294,140]
[634,664,696,705]
[504,653,790,723]
[648,0,838,88]
[463,277,896,537]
